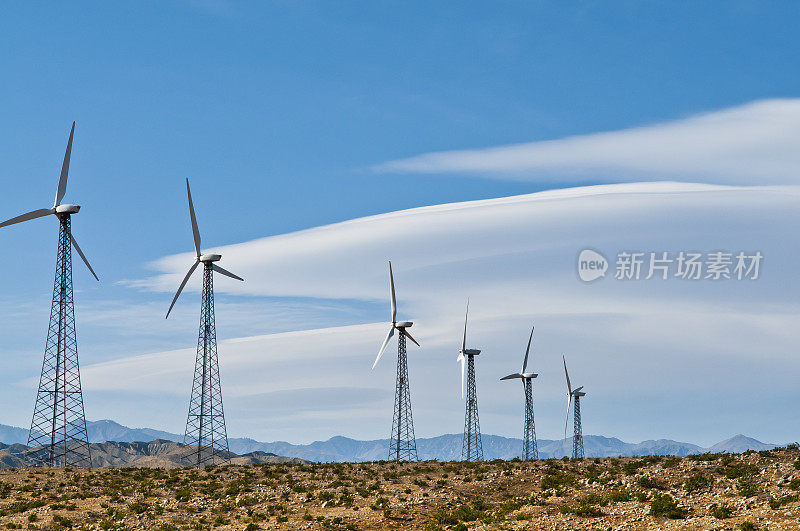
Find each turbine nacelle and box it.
[200,254,222,263]
[461,348,481,356]
[395,321,413,329]
[55,204,80,214]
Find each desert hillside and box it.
[0,446,799,529]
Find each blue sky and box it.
[0,1,799,448]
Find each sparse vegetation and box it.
[723,463,758,479]
[0,449,789,528]
[684,472,712,492]
[738,476,760,497]
[710,502,734,519]
[649,493,685,519]
[662,456,680,468]
[768,494,798,509]
[638,476,666,490]
[540,471,575,490]
[607,489,630,502]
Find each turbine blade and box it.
[165,260,200,318]
[186,178,201,258]
[563,355,572,396]
[211,263,244,281]
[372,326,395,369]
[564,395,572,441]
[522,325,534,373]
[0,208,54,229]
[458,353,466,399]
[461,299,469,353]
[500,373,522,381]
[70,233,99,281]
[54,122,75,207]
[388,261,396,324]
[403,328,420,347]
[573,386,584,393]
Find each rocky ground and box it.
[1,446,800,530]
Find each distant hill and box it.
[86,420,181,445]
[0,419,778,463]
[0,425,30,446]
[708,434,775,454]
[0,420,185,446]
[0,439,307,468]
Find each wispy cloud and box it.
[375,99,800,184]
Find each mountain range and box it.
[0,420,779,462]
[225,433,775,462]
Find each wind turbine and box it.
[458,301,483,462]
[0,122,96,467]
[166,178,244,467]
[500,326,538,460]
[372,261,420,461]
[563,355,586,459]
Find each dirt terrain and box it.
[1,446,800,530]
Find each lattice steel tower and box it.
[183,263,229,465]
[0,123,99,467]
[572,395,584,459]
[373,262,421,462]
[389,329,417,460]
[522,379,538,460]
[501,326,539,460]
[563,355,586,460]
[27,214,92,466]
[166,179,244,467]
[458,301,483,462]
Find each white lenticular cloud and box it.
[375,99,800,184]
[89,182,800,444]
[128,181,799,304]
